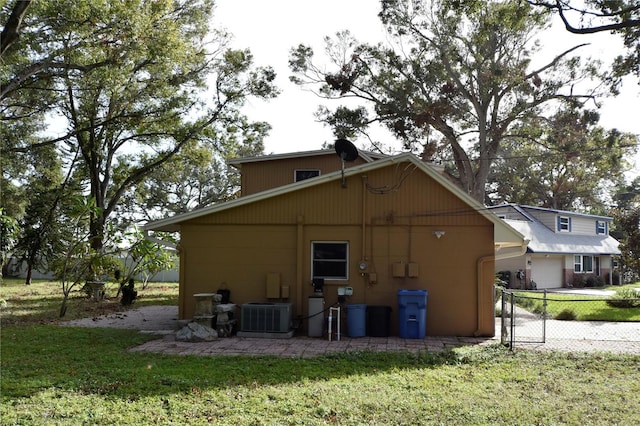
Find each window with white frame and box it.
[558,216,571,232]
[311,241,348,280]
[295,169,320,182]
[574,255,593,273]
[596,220,607,235]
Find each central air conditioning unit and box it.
[240,303,292,333]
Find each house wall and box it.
[495,256,526,288]
[239,155,371,196]
[525,209,604,235]
[497,254,615,289]
[178,163,497,337]
[568,216,600,235]
[489,206,525,221]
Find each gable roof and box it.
[489,203,613,221]
[145,153,526,251]
[227,149,388,168]
[504,218,620,255]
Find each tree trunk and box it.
[59,296,68,318]
[89,208,104,250]
[24,264,32,285]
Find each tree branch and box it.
[0,0,32,57]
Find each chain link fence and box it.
[499,288,640,353]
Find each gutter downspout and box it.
[296,215,304,314]
[474,254,495,337]
[474,240,529,337]
[362,176,367,265]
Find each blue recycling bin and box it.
[346,304,367,337]
[397,290,428,339]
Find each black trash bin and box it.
[366,305,392,337]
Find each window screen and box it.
[295,169,320,182]
[312,242,348,280]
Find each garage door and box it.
[531,257,563,289]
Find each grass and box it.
[0,278,178,326]
[509,283,640,321]
[2,279,640,425]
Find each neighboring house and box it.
[488,204,620,289]
[145,151,526,337]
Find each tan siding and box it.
[241,154,369,195]
[571,216,597,235]
[190,162,488,227]
[179,159,497,336]
[179,225,298,320]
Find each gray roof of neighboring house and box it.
[503,219,620,255]
[489,203,613,221]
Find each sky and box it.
[211,0,639,173]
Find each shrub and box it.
[611,271,620,285]
[555,309,577,321]
[585,275,597,287]
[572,274,585,288]
[606,288,640,308]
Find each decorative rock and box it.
[175,321,218,342]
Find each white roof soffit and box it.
[144,152,525,251]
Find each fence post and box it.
[501,288,507,345]
[542,289,547,343]
[509,291,515,350]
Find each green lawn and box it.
[0,278,178,326]
[508,284,640,321]
[2,279,640,425]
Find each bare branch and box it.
[0,0,32,56]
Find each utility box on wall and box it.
[392,262,405,277]
[266,273,280,298]
[407,262,419,278]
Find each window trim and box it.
[294,169,321,182]
[558,216,571,232]
[596,220,607,235]
[311,241,349,281]
[574,255,594,273]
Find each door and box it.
[531,257,563,289]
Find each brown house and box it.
[145,151,526,337]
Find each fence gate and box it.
[500,289,547,348]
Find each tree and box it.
[2,0,278,250]
[115,227,176,292]
[121,117,269,224]
[612,206,640,282]
[611,177,640,282]
[11,145,68,284]
[0,0,31,56]
[487,108,638,210]
[0,209,20,278]
[526,1,640,83]
[289,0,602,202]
[48,196,120,317]
[613,176,640,211]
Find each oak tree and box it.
[290,0,602,202]
[1,0,278,249]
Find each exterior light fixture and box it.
[433,230,445,239]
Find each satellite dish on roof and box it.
[334,139,358,188]
[335,139,359,162]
